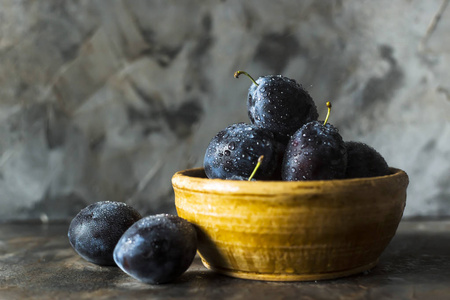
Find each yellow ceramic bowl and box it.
[172,168,408,282]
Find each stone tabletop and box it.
[1,220,449,300]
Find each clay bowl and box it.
[172,168,408,282]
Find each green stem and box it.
[323,102,332,125]
[234,70,259,86]
[248,155,264,181]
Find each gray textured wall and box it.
[0,0,449,222]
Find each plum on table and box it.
[113,214,197,284]
[68,201,142,266]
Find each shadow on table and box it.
[366,230,450,282]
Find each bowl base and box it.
[201,259,379,282]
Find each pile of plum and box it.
[204,71,390,181]
[68,71,391,286]
[68,201,197,284]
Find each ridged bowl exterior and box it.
[172,168,408,281]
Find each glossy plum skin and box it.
[203,123,284,180]
[345,141,390,178]
[113,214,197,284]
[68,201,142,266]
[247,75,318,143]
[282,121,347,181]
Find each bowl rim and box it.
[172,167,409,195]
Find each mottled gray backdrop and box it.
[1,0,449,221]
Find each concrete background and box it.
[0,0,449,221]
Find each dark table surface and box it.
[1,219,449,300]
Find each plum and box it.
[68,201,142,266]
[113,214,197,284]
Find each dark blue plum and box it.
[237,71,319,144]
[282,121,347,181]
[345,141,390,178]
[203,123,284,180]
[113,214,197,284]
[68,201,142,266]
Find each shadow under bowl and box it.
[172,168,409,281]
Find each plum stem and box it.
[248,155,264,181]
[234,70,259,86]
[323,102,332,125]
